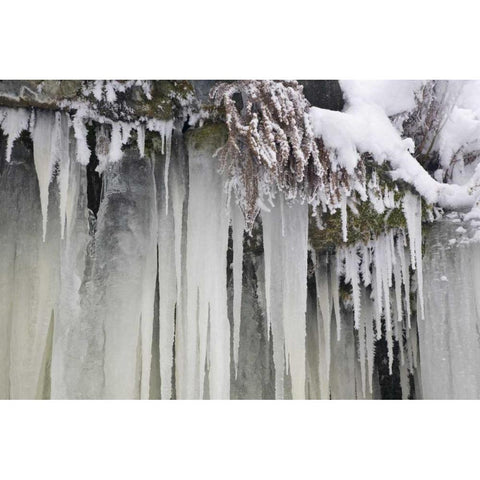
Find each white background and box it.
[1,2,479,478]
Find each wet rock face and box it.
[0,80,194,122]
[0,81,83,109]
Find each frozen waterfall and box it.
[0,104,477,399]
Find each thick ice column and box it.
[0,136,60,399]
[420,218,480,399]
[282,201,309,399]
[181,125,230,399]
[262,200,286,399]
[50,141,95,399]
[262,196,309,399]
[97,147,158,399]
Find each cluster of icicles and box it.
[0,106,423,399]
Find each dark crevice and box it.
[374,333,403,399]
[181,118,191,133]
[86,124,103,217]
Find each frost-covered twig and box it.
[210,80,362,230]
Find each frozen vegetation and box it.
[1,79,480,399]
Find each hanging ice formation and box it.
[0,102,437,400]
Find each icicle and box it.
[364,292,376,394]
[386,316,394,375]
[263,195,309,399]
[360,243,372,286]
[164,125,172,215]
[314,253,332,399]
[32,110,58,241]
[105,82,117,103]
[0,107,30,163]
[55,113,71,239]
[282,200,309,399]
[120,122,132,145]
[109,122,123,163]
[330,257,341,341]
[72,110,90,166]
[262,200,286,398]
[340,197,348,242]
[393,245,403,323]
[372,254,383,340]
[137,124,145,157]
[357,289,368,397]
[231,203,245,376]
[397,233,411,329]
[344,246,361,329]
[92,80,104,101]
[403,192,424,319]
[380,235,392,334]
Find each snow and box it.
[340,80,423,117]
[310,89,480,215]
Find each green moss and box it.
[309,200,407,252]
[125,80,194,120]
[185,122,227,152]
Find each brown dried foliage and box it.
[210,80,358,231]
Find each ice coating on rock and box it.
[97,149,157,399]
[420,218,480,399]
